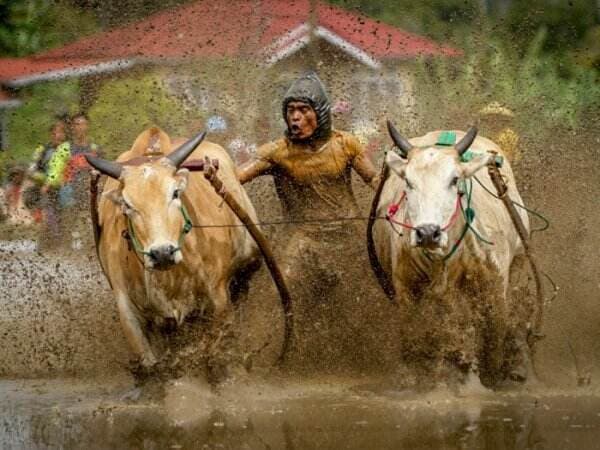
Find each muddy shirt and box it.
[238,130,378,222]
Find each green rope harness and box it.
[126,204,193,258]
[388,130,546,263]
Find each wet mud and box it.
[3,377,600,449]
[1,130,599,446]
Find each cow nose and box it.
[148,245,177,267]
[415,224,442,247]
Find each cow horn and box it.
[455,126,478,156]
[386,120,413,158]
[85,154,123,180]
[166,131,206,168]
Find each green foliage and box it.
[88,71,204,158]
[328,0,478,41]
[0,0,97,56]
[329,0,600,130]
[70,0,192,27]
[573,25,600,70]
[5,80,80,163]
[328,0,599,60]
[414,28,600,130]
[504,0,597,54]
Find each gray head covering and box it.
[282,72,332,143]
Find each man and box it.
[27,116,68,228]
[478,102,521,163]
[237,72,380,367]
[44,112,101,197]
[30,115,68,185]
[43,112,101,250]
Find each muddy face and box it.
[286,101,318,140]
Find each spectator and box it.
[30,115,69,184]
[43,112,101,251]
[478,102,521,163]
[44,112,101,208]
[26,115,69,227]
[2,165,35,227]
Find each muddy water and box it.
[1,129,599,447]
[2,377,600,449]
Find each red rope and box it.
[386,192,414,229]
[386,192,463,232]
[441,195,463,231]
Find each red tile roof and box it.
[0,0,460,86]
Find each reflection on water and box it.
[1,378,600,449]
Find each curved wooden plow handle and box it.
[201,159,294,364]
[366,162,396,302]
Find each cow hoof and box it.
[130,357,161,385]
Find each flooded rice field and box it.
[3,377,600,449]
[1,130,599,449]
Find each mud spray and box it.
[1,130,599,448]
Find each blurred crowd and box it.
[0,112,100,249]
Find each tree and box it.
[0,0,97,57]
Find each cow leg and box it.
[116,292,157,368]
[508,328,538,384]
[207,282,243,384]
[229,257,261,305]
[505,254,538,383]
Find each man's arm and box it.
[347,135,380,190]
[236,142,278,184]
[236,158,273,184]
[28,145,47,184]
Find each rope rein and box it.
[124,205,193,259]
[384,178,495,262]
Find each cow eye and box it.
[450,176,459,187]
[173,189,180,200]
[405,179,414,190]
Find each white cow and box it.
[371,122,534,386]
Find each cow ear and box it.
[461,152,494,178]
[103,188,123,205]
[386,151,407,178]
[174,168,189,191]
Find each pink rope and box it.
[441,195,463,231]
[386,192,463,232]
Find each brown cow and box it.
[87,128,260,375]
